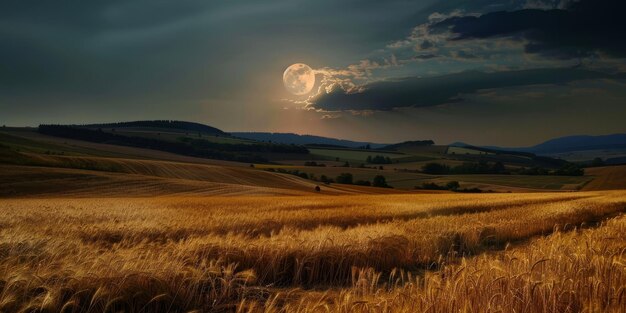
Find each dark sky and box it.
[1,0,625,145]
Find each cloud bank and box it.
[432,0,626,59]
[309,0,626,112]
[311,68,623,111]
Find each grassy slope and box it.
[0,130,407,197]
[256,164,590,191]
[0,144,405,197]
[308,148,407,163]
[0,164,321,197]
[0,130,118,157]
[1,128,249,166]
[102,128,253,144]
[429,174,590,190]
[0,155,372,197]
[0,131,317,197]
[0,128,610,193]
[583,165,626,190]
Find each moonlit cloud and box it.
[311,68,624,111]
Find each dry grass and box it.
[583,165,626,191]
[0,162,412,198]
[0,156,331,197]
[245,214,626,313]
[0,191,625,312]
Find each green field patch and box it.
[447,146,494,155]
[107,129,252,145]
[441,174,591,190]
[0,131,110,157]
[309,148,406,163]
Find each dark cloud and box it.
[431,0,626,59]
[452,50,478,59]
[419,40,434,50]
[397,0,523,34]
[413,54,439,60]
[311,68,624,111]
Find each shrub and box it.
[421,163,450,174]
[304,161,326,167]
[372,175,391,188]
[320,175,333,184]
[417,182,447,190]
[445,181,460,191]
[336,173,353,184]
[366,155,392,164]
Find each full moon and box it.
[283,63,316,95]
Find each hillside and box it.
[37,124,309,163]
[0,138,358,197]
[0,125,617,194]
[380,140,435,151]
[457,133,626,159]
[0,134,400,197]
[582,165,626,190]
[0,157,375,197]
[0,128,249,167]
[231,132,388,148]
[528,134,626,153]
[81,120,228,136]
[0,164,313,197]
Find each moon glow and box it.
[283,63,316,95]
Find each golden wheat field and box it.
[1,191,625,312]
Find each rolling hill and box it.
[1,122,623,195]
[582,165,626,191]
[525,134,626,153]
[456,133,626,156]
[37,124,310,163]
[0,132,400,197]
[231,132,388,148]
[81,120,228,136]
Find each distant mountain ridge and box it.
[525,134,626,153]
[69,121,626,156]
[231,132,388,149]
[381,140,435,151]
[454,133,626,154]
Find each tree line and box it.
[263,169,391,188]
[38,125,308,163]
[366,155,393,164]
[80,120,226,135]
[420,160,584,176]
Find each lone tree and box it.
[320,175,333,184]
[446,181,460,191]
[372,175,390,188]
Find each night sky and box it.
[1,0,625,146]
